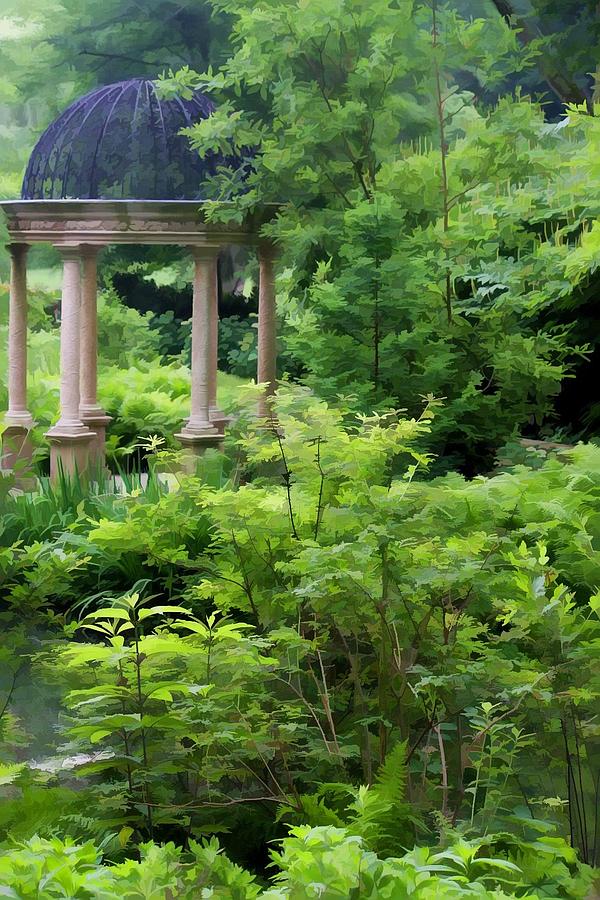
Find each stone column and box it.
[1,243,34,475]
[257,241,278,420]
[45,245,95,479]
[208,253,229,434]
[79,246,111,464]
[175,247,220,457]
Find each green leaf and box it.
[138,605,190,621]
[84,608,131,621]
[0,763,25,786]
[149,687,173,702]
[118,826,134,847]
[89,730,112,743]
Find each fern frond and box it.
[347,740,413,857]
[374,741,409,803]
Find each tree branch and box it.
[490,0,592,111]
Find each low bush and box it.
[0,828,594,898]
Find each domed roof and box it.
[21,78,224,201]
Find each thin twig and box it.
[435,724,449,819]
[0,669,20,722]
[274,428,299,539]
[313,436,326,540]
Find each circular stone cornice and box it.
[0,200,279,247]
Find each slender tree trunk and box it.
[431,0,453,323]
[373,255,381,391]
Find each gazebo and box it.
[0,78,278,478]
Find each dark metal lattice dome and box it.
[21,78,225,201]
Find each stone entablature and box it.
[1,200,277,247]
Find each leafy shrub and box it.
[150,308,191,359]
[192,387,600,862]
[0,828,594,898]
[218,313,257,378]
[96,288,162,367]
[167,1,600,470]
[98,363,243,461]
[0,470,212,621]
[35,595,312,840]
[277,188,571,475]
[3,388,600,855]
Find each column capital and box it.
[257,239,280,261]
[188,245,221,261]
[53,243,85,261]
[80,243,100,260]
[7,242,30,259]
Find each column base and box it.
[175,430,224,475]
[1,423,36,484]
[45,428,97,481]
[80,411,112,471]
[182,413,230,435]
[4,410,34,429]
[175,428,222,448]
[209,406,232,435]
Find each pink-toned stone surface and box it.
[49,432,95,480]
[257,242,278,419]
[2,244,35,477]
[46,245,95,478]
[79,245,111,468]
[5,244,32,428]
[176,248,220,447]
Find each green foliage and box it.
[218,313,258,378]
[0,828,594,898]
[0,390,599,891]
[96,288,162,367]
[99,363,242,462]
[0,470,202,633]
[98,362,192,459]
[188,388,600,864]
[266,826,534,898]
[163,0,600,469]
[277,179,571,473]
[347,742,412,856]
[36,593,312,840]
[280,742,412,854]
[0,834,261,898]
[1,388,599,859]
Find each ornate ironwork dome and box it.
[21,79,224,201]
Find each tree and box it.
[161,0,577,471]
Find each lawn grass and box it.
[27,266,63,292]
[217,370,247,410]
